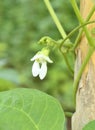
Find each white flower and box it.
[31,53,53,80]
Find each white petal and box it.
[30,54,39,61]
[31,53,53,63]
[43,56,53,63]
[38,54,53,63]
[32,61,40,77]
[39,62,47,80]
[31,54,43,61]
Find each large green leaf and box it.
[0,88,65,130]
[83,120,95,130]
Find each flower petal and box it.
[43,56,53,63]
[31,53,53,63]
[32,61,40,77]
[30,54,38,61]
[39,62,47,80]
[38,54,53,63]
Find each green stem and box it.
[70,0,94,46]
[64,112,73,117]
[60,20,95,49]
[62,54,74,75]
[44,0,73,74]
[73,47,95,103]
[86,5,95,20]
[44,0,68,39]
[73,5,95,49]
[70,0,95,104]
[73,29,83,50]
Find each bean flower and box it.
[31,49,53,80]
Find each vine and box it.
[32,0,95,113]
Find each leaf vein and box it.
[37,95,47,125]
[1,104,39,130]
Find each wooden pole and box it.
[72,0,95,130]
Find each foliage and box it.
[0,88,65,130]
[83,120,95,130]
[0,0,78,110]
[0,0,79,129]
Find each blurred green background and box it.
[0,0,78,113]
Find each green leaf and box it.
[83,120,95,130]
[0,88,65,130]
